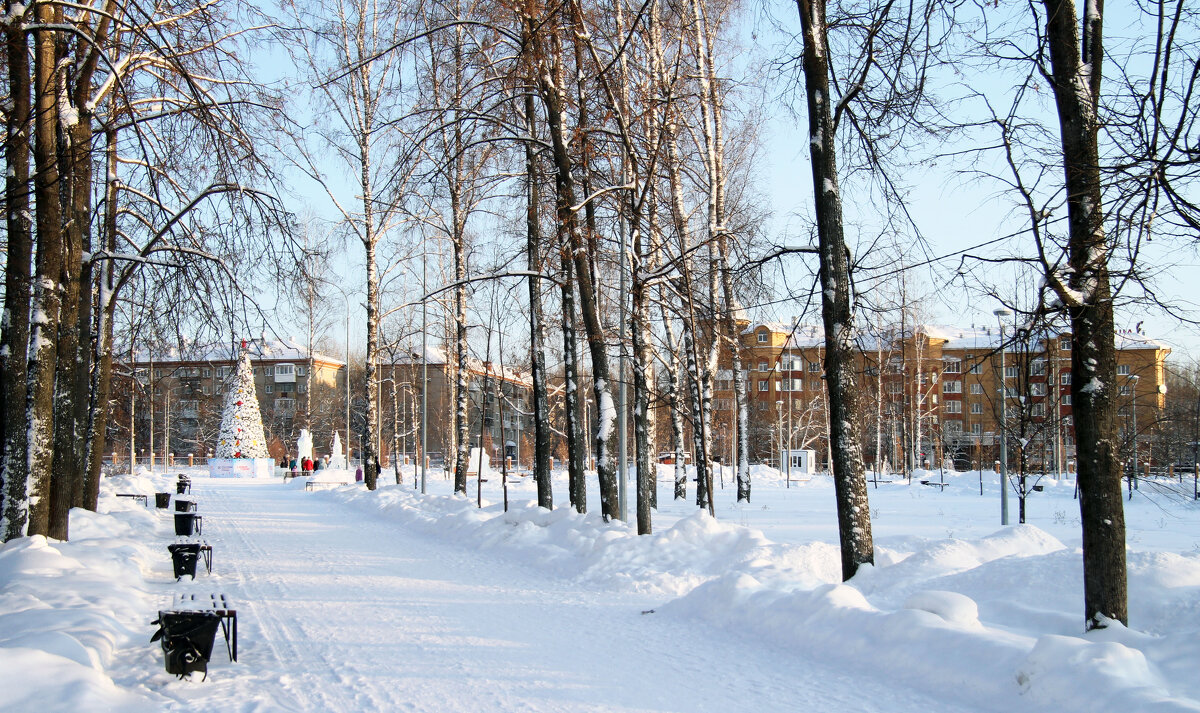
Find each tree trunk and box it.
[1042,0,1127,628]
[560,251,586,512]
[662,310,687,500]
[796,0,875,580]
[0,1,33,541]
[25,4,66,537]
[363,231,379,490]
[631,250,653,533]
[524,93,553,510]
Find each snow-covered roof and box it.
[131,337,345,367]
[390,344,531,386]
[1114,330,1172,351]
[743,321,1170,355]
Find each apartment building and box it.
[114,338,345,462]
[379,346,534,468]
[721,321,1171,473]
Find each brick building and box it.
[114,338,345,464]
[722,321,1171,473]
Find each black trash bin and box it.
[174,512,202,536]
[174,499,196,513]
[155,492,171,508]
[176,481,191,495]
[151,611,222,678]
[168,543,202,580]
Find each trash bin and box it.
[176,481,191,495]
[174,512,202,537]
[174,499,196,513]
[151,611,222,678]
[168,543,202,580]
[155,493,171,508]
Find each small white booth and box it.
[781,449,817,479]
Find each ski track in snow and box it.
[110,478,978,713]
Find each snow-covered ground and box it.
[3,463,1199,712]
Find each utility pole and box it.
[995,307,1012,526]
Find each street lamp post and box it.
[776,400,784,474]
[1130,374,1140,492]
[994,307,1013,526]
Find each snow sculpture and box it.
[329,432,347,470]
[297,429,314,462]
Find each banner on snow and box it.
[208,458,274,478]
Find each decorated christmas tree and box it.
[214,344,270,459]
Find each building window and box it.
[1031,383,1045,396]
[808,361,820,372]
[1004,366,1017,378]
[1060,336,1071,350]
[810,381,821,392]
[757,331,768,343]
[1032,403,1045,417]
[277,398,295,412]
[265,366,275,376]
[276,364,294,376]
[1117,364,1130,376]
[946,420,963,433]
[970,383,983,395]
[1062,394,1071,405]
[757,401,767,411]
[1061,373,1072,385]
[265,384,273,394]
[970,402,983,414]
[1120,384,1131,395]
[154,369,161,378]
[969,363,982,374]
[972,423,982,435]
[944,400,962,414]
[943,380,961,394]
[758,380,768,392]
[203,385,209,395]
[202,368,210,378]
[297,365,307,376]
[758,361,769,372]
[1032,360,1046,375]
[943,359,961,374]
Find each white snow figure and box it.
[329,432,347,470]
[214,345,270,459]
[297,429,314,462]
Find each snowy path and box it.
[130,478,977,712]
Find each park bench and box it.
[115,493,149,505]
[919,479,949,490]
[168,541,213,580]
[151,593,237,679]
[305,479,352,491]
[174,511,203,537]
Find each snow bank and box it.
[0,505,163,711]
[315,481,1200,713]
